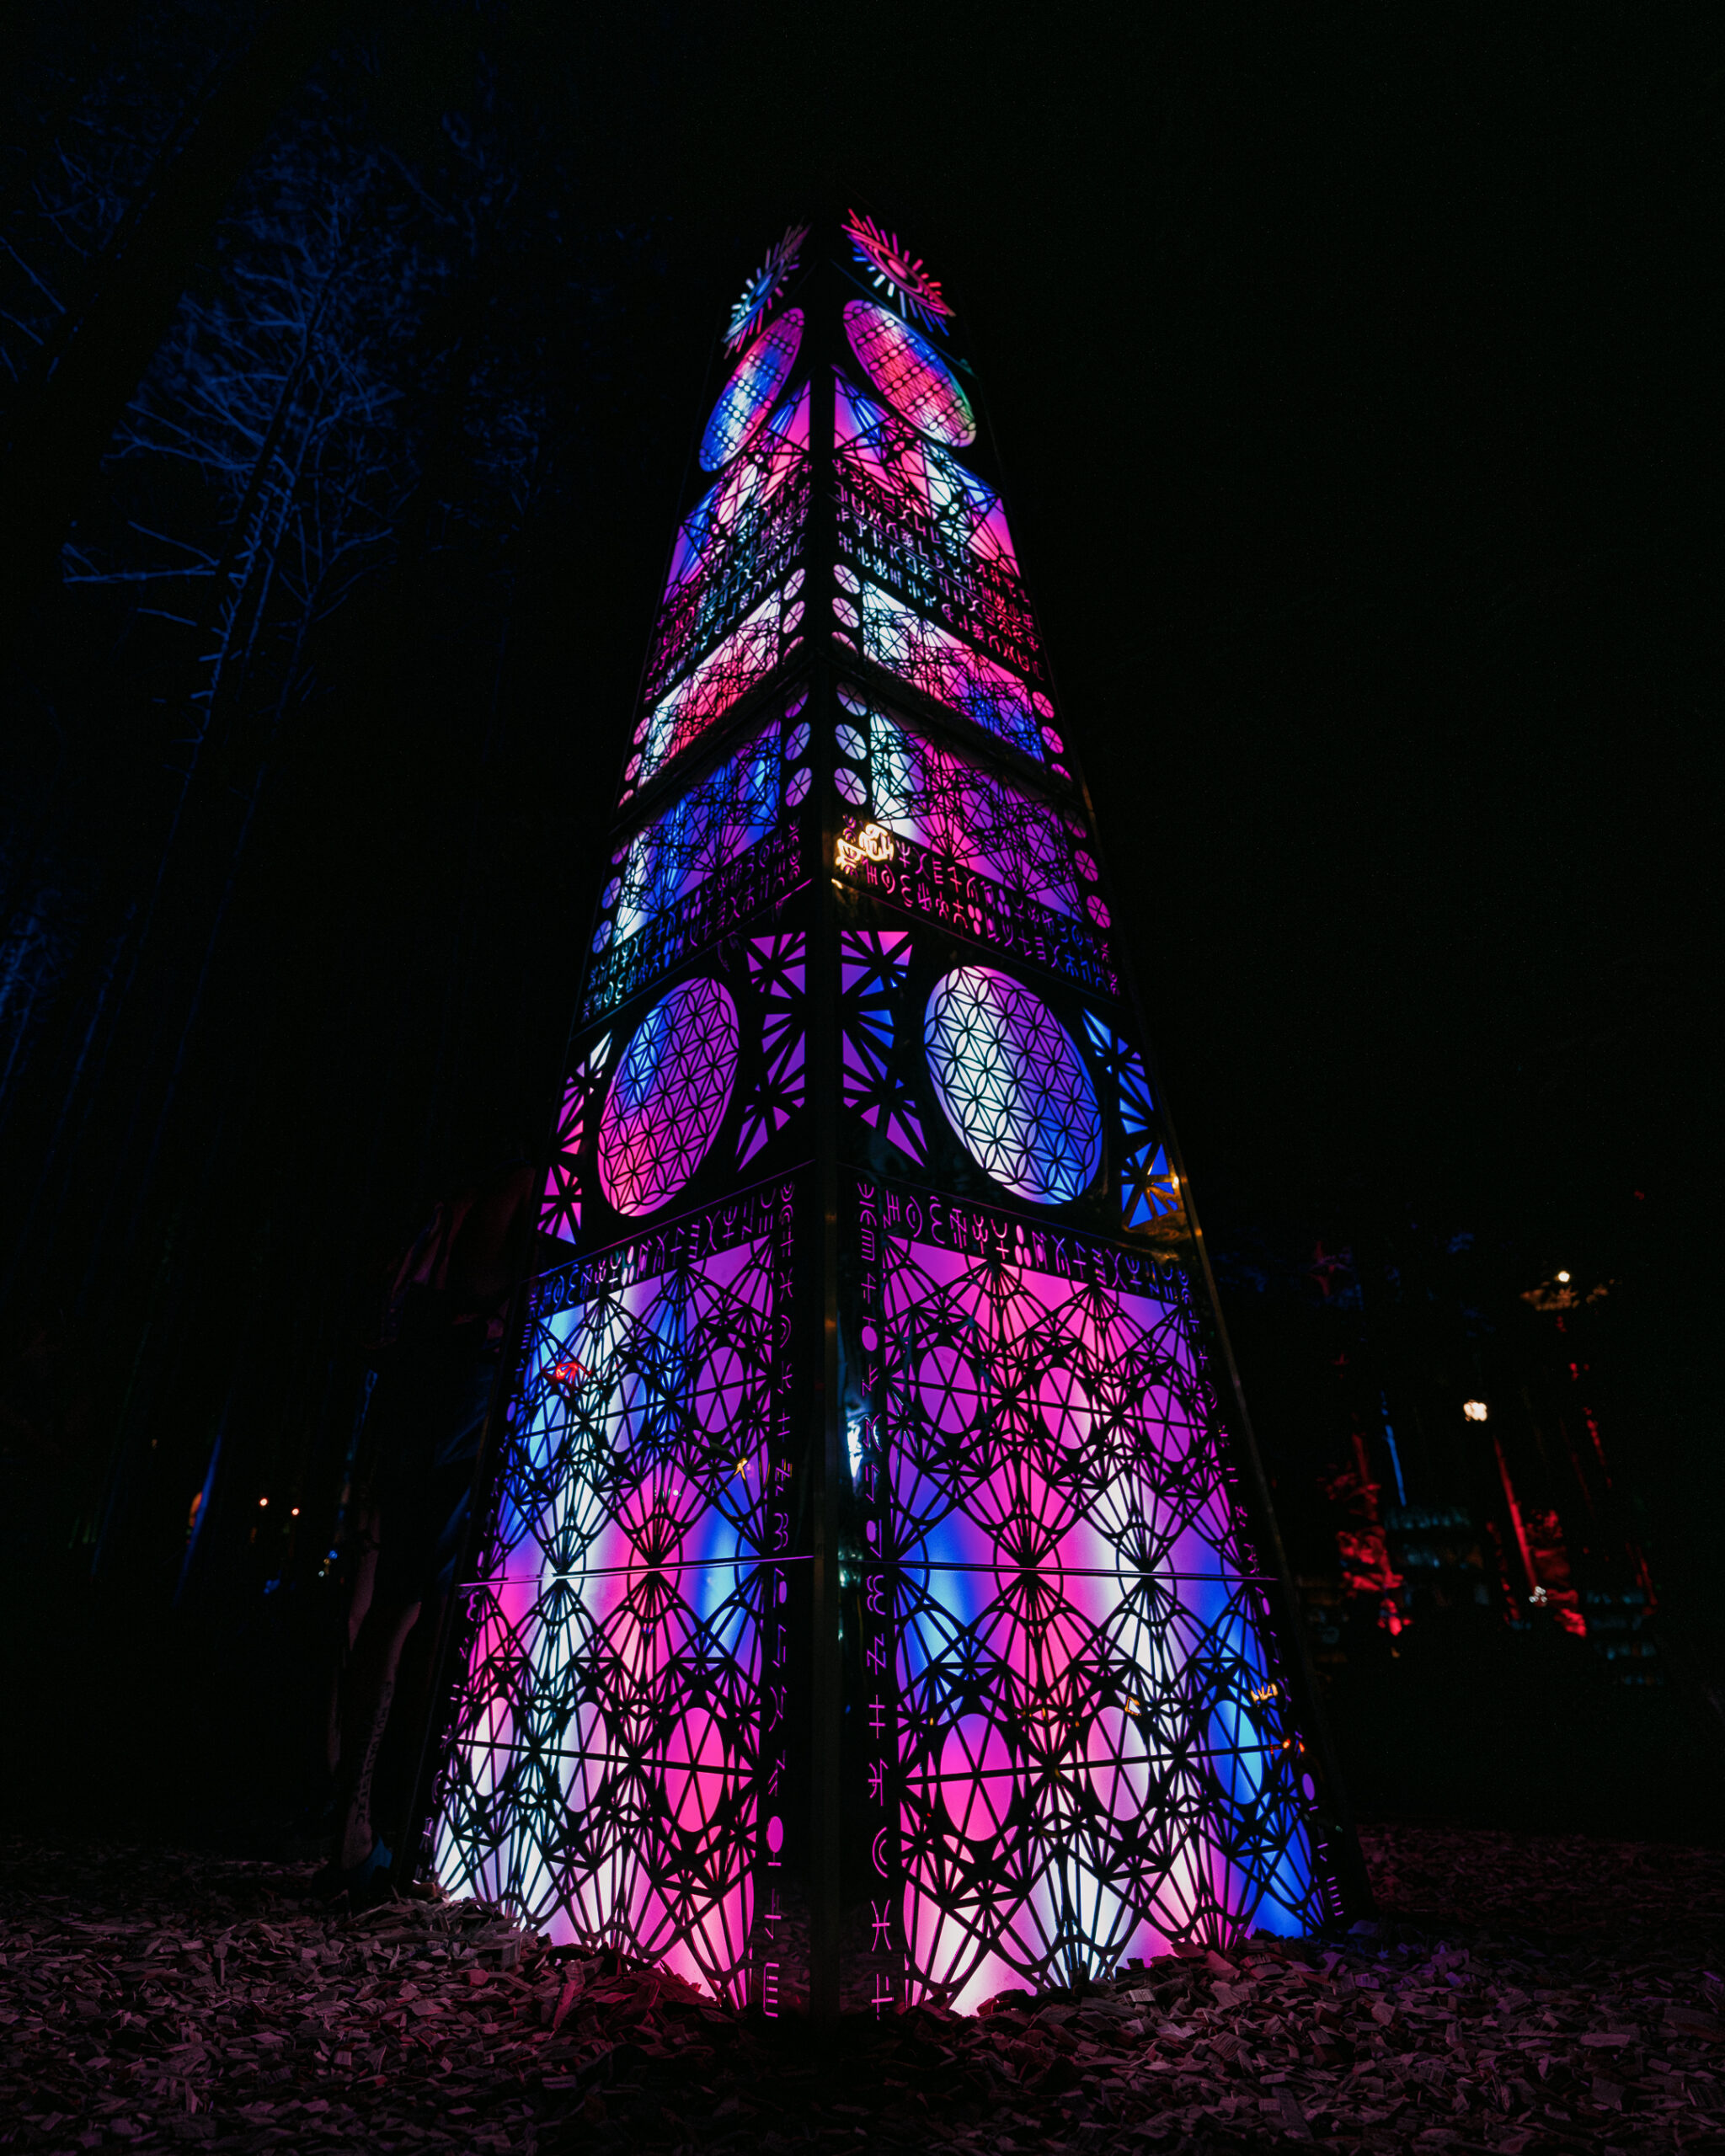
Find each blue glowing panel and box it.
[435,1186,796,2004]
[586,698,812,1025]
[924,966,1102,1204]
[700,312,804,472]
[833,573,1062,771]
[602,721,783,948]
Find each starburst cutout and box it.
[724,222,809,352]
[844,210,954,332]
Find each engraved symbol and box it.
[865,1636,886,1674]
[870,1900,892,1950]
[871,1973,894,2019]
[872,1826,890,1877]
[868,1696,887,1735]
[868,1759,886,1804]
[866,1574,885,1615]
[763,1963,781,2018]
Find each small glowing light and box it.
[291,1507,301,1518]
[1462,1399,1488,1422]
[259,1497,269,1508]
[1556,1270,1571,1283]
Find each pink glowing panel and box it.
[881,1230,1313,2009]
[596,977,739,1214]
[630,585,793,793]
[667,386,809,599]
[435,1235,776,2001]
[835,375,1017,574]
[925,968,1101,1203]
[855,698,1081,916]
[844,301,975,447]
[700,311,803,471]
[838,577,1051,764]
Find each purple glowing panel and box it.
[700,312,803,472]
[873,1219,1314,2009]
[844,301,975,448]
[835,374,1016,576]
[540,1033,611,1246]
[435,1192,791,2002]
[606,722,785,953]
[925,967,1101,1204]
[596,978,739,1215]
[835,575,1055,767]
[845,695,1082,918]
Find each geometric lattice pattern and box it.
[836,572,1059,771]
[1082,1013,1183,1230]
[839,691,1084,918]
[650,387,809,702]
[539,1033,611,1246]
[834,376,1038,679]
[738,934,806,1169]
[844,300,975,447]
[840,929,926,1164]
[595,977,740,1216]
[850,1188,1319,2014]
[603,720,784,952]
[925,966,1103,1204]
[435,1187,793,2002]
[628,579,804,799]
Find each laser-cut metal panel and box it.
[829,684,1116,992]
[841,1180,1322,2015]
[830,888,1185,1251]
[435,1181,805,2004]
[544,933,809,1254]
[585,695,814,1027]
[648,386,811,705]
[834,374,1041,681]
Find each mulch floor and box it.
[3,1823,1722,2154]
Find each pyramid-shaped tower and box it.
[430,213,1366,2017]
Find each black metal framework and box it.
[423,215,1368,2020]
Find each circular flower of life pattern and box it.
[843,302,975,449]
[597,977,740,1214]
[924,966,1102,1204]
[699,310,803,472]
[724,221,809,351]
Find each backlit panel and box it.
[435,1184,798,2004]
[847,1181,1319,2010]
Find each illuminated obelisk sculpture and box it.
[430,214,1365,2017]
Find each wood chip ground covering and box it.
[3,1824,1722,2155]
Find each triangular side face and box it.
[431,214,1365,2017]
